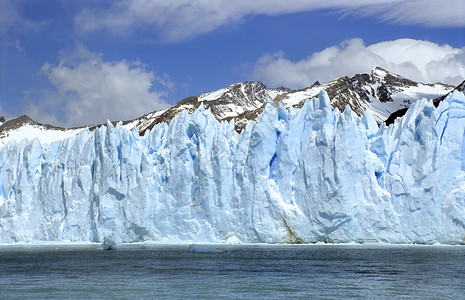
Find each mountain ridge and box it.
[0,67,457,147]
[121,66,455,134]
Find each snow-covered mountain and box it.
[275,67,453,122]
[385,78,465,125]
[0,115,85,148]
[2,89,465,244]
[124,67,453,134]
[122,81,290,135]
[0,67,453,148]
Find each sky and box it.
[0,0,464,127]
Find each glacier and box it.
[1,90,465,244]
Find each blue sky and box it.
[1,0,464,127]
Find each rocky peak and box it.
[372,66,418,91]
[0,115,74,134]
[276,67,453,124]
[371,66,390,81]
[130,81,288,134]
[199,81,268,107]
[0,115,34,132]
[352,73,372,85]
[385,79,464,126]
[321,76,367,116]
[377,83,393,103]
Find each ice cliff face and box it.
[1,90,465,244]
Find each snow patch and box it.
[0,124,84,149]
[198,88,228,101]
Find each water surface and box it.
[1,244,464,299]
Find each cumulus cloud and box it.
[74,0,464,42]
[36,44,170,127]
[252,38,465,89]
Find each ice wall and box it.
[1,91,465,244]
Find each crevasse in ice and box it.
[1,90,465,244]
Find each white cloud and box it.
[0,0,47,35]
[252,38,465,89]
[74,0,464,42]
[36,44,170,127]
[355,0,465,27]
[6,39,26,54]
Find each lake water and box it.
[1,243,464,299]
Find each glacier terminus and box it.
[1,90,465,245]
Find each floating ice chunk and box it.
[101,236,117,250]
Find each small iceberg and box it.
[101,236,117,250]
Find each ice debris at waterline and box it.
[1,91,465,245]
[101,235,117,250]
